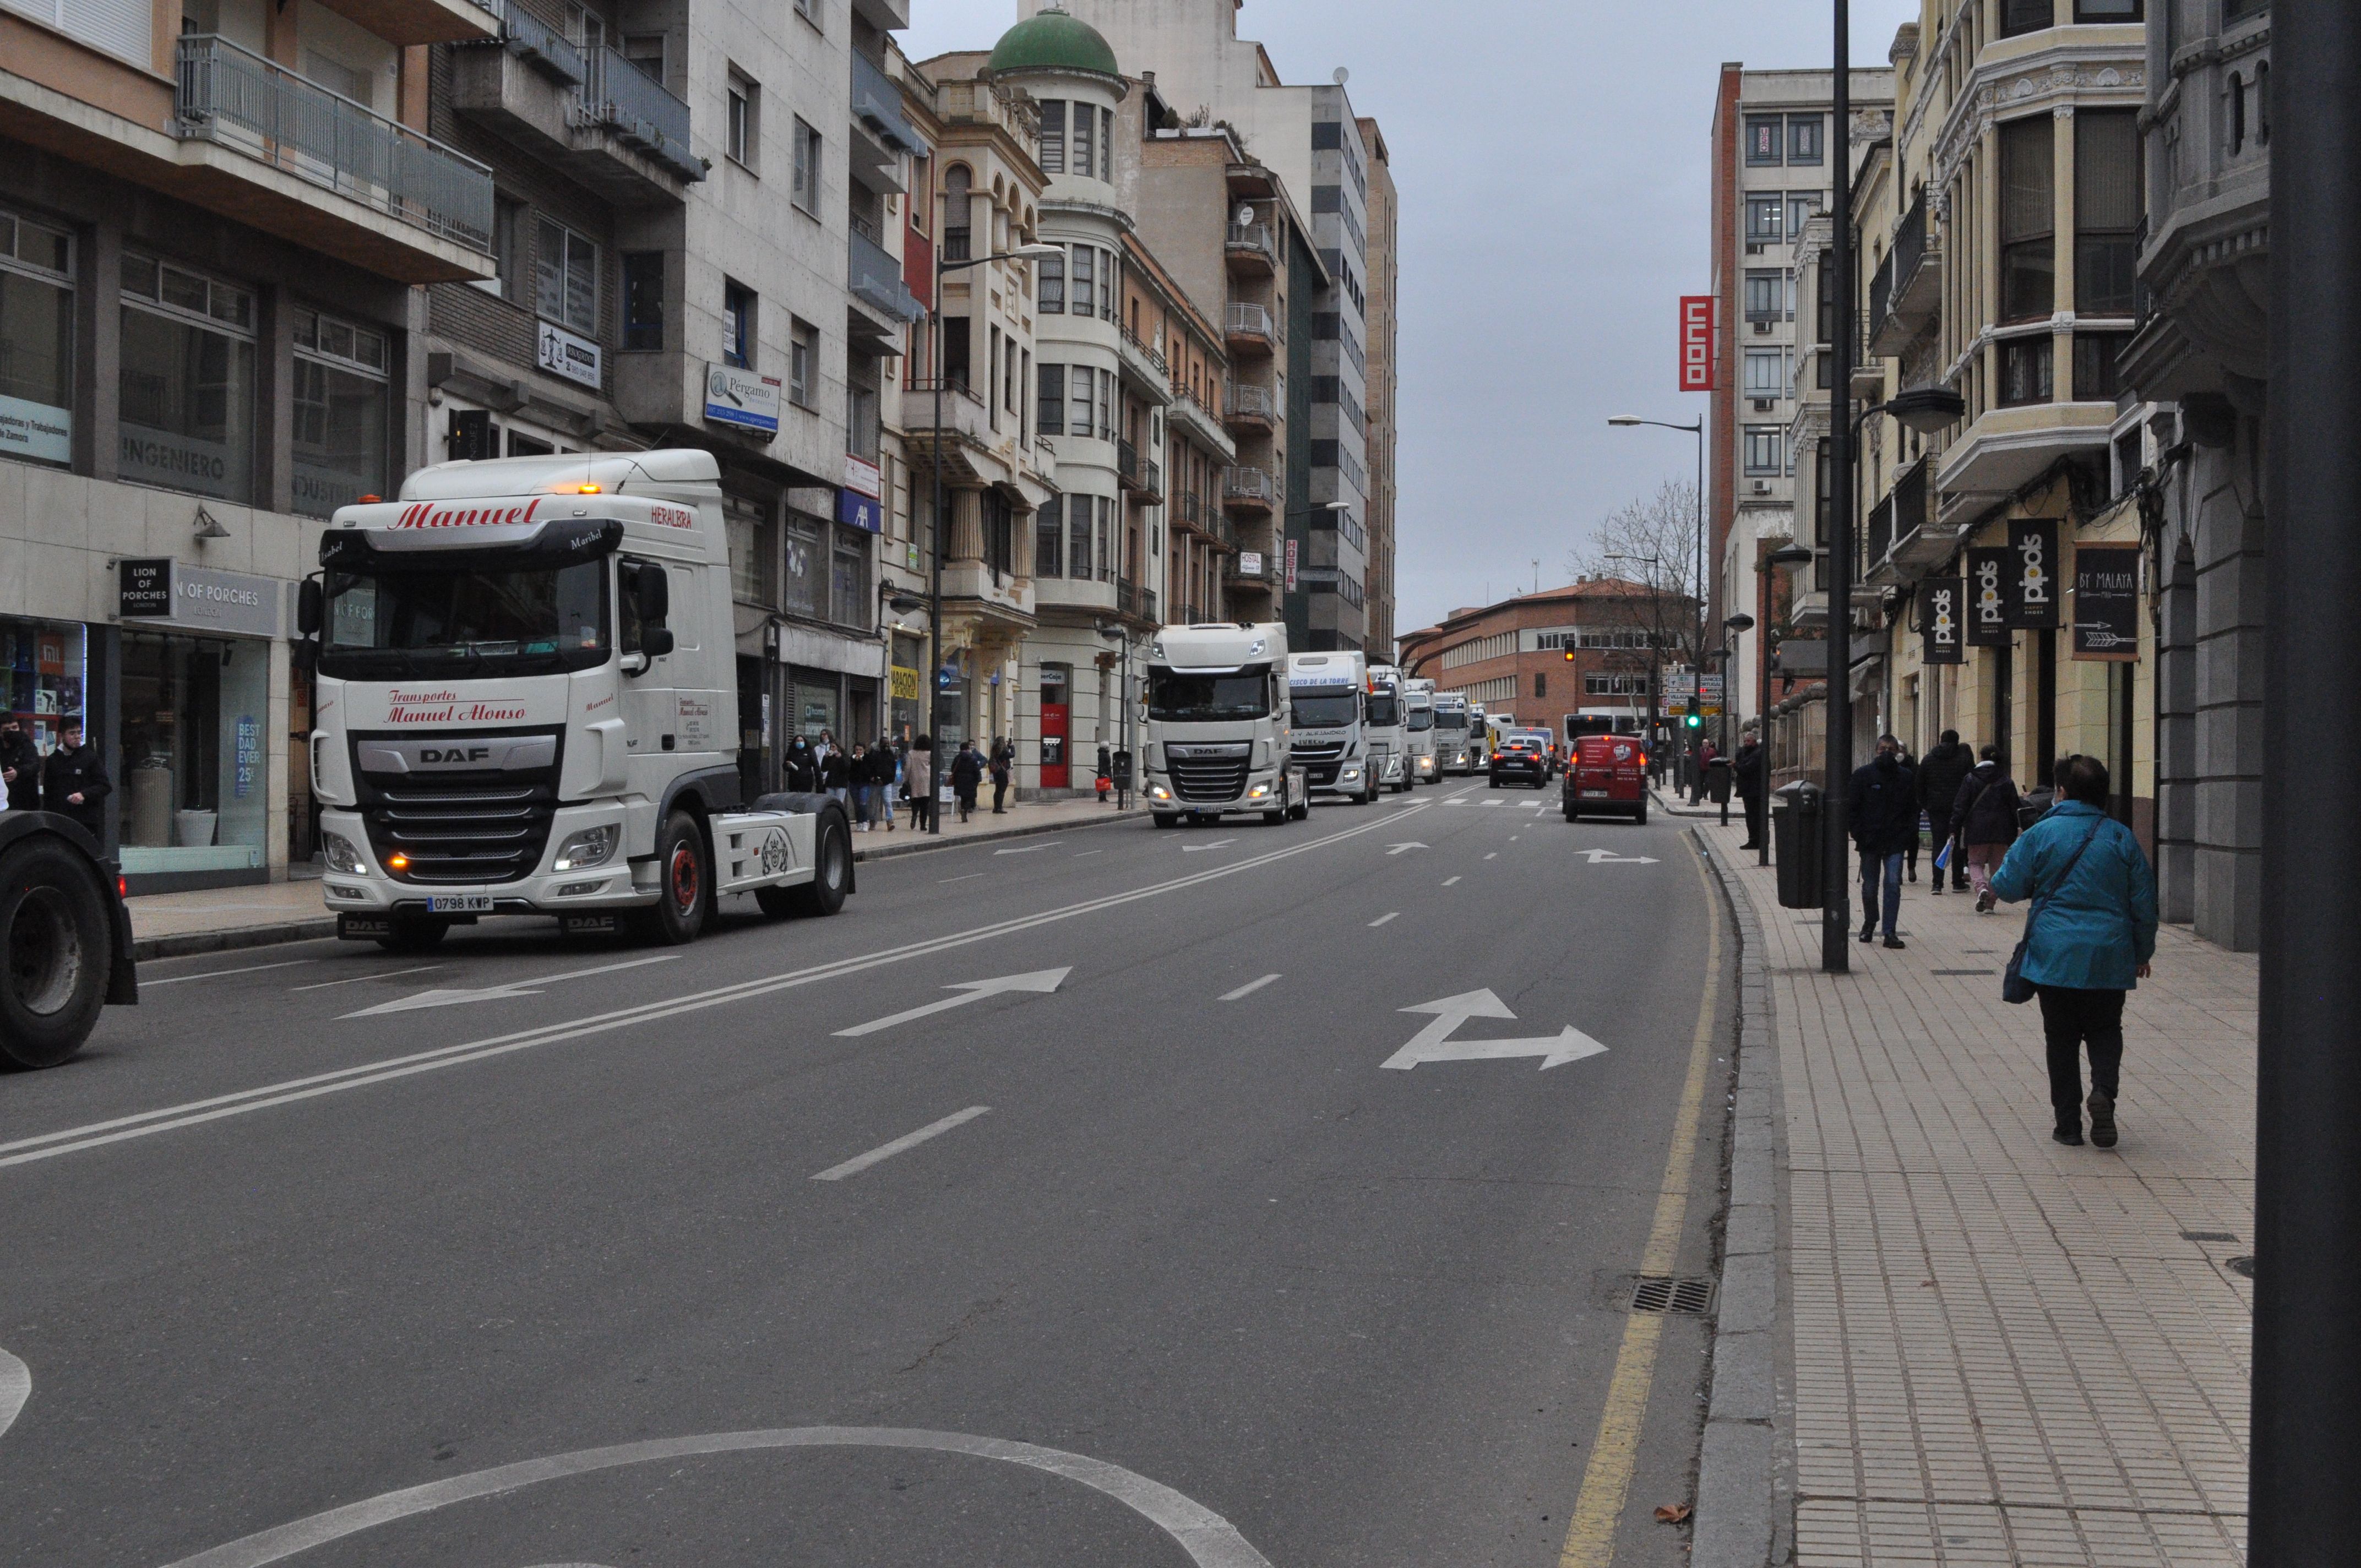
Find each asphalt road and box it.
[0,777,1736,1568]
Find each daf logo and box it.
[418,747,493,766]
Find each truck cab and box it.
[1142,622,1306,826]
[1287,651,1377,804]
[1364,663,1412,794]
[1433,693,1474,774]
[1402,677,1437,783]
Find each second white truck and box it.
[1365,663,1412,793]
[1403,677,1438,784]
[1286,650,1378,804]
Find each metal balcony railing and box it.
[1892,193,1926,298]
[1223,465,1276,505]
[1867,248,1895,350]
[1179,492,1203,526]
[850,229,924,322]
[1118,438,1141,483]
[487,0,585,83]
[1225,301,1275,340]
[1226,382,1275,422]
[578,45,701,182]
[851,48,924,154]
[1144,456,1162,497]
[1225,221,1276,264]
[175,34,494,252]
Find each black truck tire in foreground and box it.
[0,812,138,1069]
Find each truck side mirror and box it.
[634,563,670,624]
[296,578,322,636]
[641,626,675,659]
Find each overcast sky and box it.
[902,1,1922,640]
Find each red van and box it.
[1563,734,1648,824]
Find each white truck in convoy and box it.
[1433,693,1476,774]
[1402,677,1438,784]
[304,450,856,951]
[1141,622,1308,827]
[1286,650,1379,804]
[1364,664,1413,793]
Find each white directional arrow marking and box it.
[1384,841,1428,856]
[341,954,680,1019]
[833,967,1071,1037]
[1577,848,1661,864]
[1180,838,1238,853]
[1381,988,1610,1071]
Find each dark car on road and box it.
[1488,732,1550,788]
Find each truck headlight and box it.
[323,831,367,875]
[1147,783,1173,803]
[551,824,619,872]
[1342,766,1362,781]
[1247,782,1270,800]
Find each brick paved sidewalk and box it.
[1699,819,2253,1566]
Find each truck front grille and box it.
[1168,745,1250,803]
[365,781,557,884]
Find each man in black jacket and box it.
[1847,733,1917,949]
[1916,729,1976,895]
[40,718,109,840]
[1732,729,1769,850]
[0,716,40,813]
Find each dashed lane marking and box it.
[1218,973,1281,1001]
[289,964,445,992]
[1368,912,1399,928]
[1443,876,1462,886]
[145,960,317,988]
[810,1107,989,1181]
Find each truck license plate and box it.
[428,895,493,913]
[1582,788,1610,798]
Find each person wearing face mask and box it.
[1847,733,1918,950]
[0,715,40,812]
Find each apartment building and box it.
[2123,0,2270,949]
[1824,2,2152,870]
[1046,0,1388,654]
[0,0,500,889]
[1709,63,1894,742]
[1358,116,1399,655]
[1396,580,1686,736]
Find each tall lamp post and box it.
[926,240,1063,834]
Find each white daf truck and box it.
[1365,663,1412,793]
[1286,650,1378,804]
[1142,622,1308,827]
[1402,677,1438,784]
[304,450,855,951]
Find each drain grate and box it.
[1631,1276,1715,1315]
[2181,1231,2238,1243]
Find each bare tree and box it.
[1562,480,1709,675]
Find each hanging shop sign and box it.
[1918,575,1965,665]
[842,453,882,498]
[2006,519,2060,629]
[704,364,782,433]
[1965,546,2012,647]
[118,558,173,618]
[536,320,603,390]
[2071,543,2141,662]
[1678,295,1716,393]
[836,487,883,533]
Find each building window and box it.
[726,70,758,170]
[727,496,777,605]
[1787,114,1823,164]
[1786,192,1820,242]
[1068,493,1092,578]
[1037,249,1064,313]
[1998,116,2055,322]
[2074,333,2128,401]
[1099,106,1113,181]
[118,253,255,503]
[536,219,597,335]
[486,195,525,303]
[1069,359,1092,435]
[943,165,971,260]
[791,117,822,216]
[1585,673,1650,698]
[832,525,871,628]
[782,514,825,620]
[1745,194,1783,244]
[1096,495,1114,582]
[1744,425,1783,476]
[1744,349,1787,398]
[0,207,74,469]
[1073,102,1095,183]
[1038,99,1065,175]
[1999,335,2053,406]
[722,279,754,369]
[2000,0,2052,35]
[1070,245,1093,316]
[1037,362,1064,434]
[793,0,820,26]
[1035,494,1064,576]
[1097,368,1113,441]
[1744,115,1782,165]
[2075,109,2140,317]
[2075,0,2141,18]
[1743,269,1783,323]
[622,252,663,350]
[1533,672,1547,699]
[1814,437,1831,546]
[790,318,817,407]
[1099,247,1117,320]
[289,307,388,518]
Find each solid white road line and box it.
[1073,850,1103,857]
[339,954,681,1020]
[1368,912,1399,927]
[939,872,984,883]
[288,963,445,992]
[3,803,1428,1170]
[1218,973,1281,1001]
[1443,876,1462,886]
[144,959,317,987]
[810,1106,989,1182]
[0,1346,25,1441]
[993,842,1059,854]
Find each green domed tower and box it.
[987,6,1123,84]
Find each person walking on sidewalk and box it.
[1848,733,1918,949]
[783,737,818,793]
[989,737,1013,814]
[1990,755,2158,1148]
[878,736,901,832]
[1917,729,1977,896]
[820,743,852,808]
[950,740,983,823]
[1733,728,1767,850]
[905,737,933,831]
[1951,746,2022,911]
[40,718,108,840]
[0,716,41,812]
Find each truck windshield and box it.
[1435,710,1467,731]
[1147,668,1270,721]
[1406,706,1433,732]
[1290,689,1359,728]
[1366,692,1402,726]
[319,559,611,677]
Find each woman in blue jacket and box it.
[1990,755,2158,1148]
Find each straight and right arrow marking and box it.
[1382,989,1610,1072]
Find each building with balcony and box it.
[0,0,499,889]
[2121,0,2270,949]
[1358,116,1399,656]
[1709,62,1893,749]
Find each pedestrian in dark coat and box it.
[989,737,1013,814]
[1916,729,1977,894]
[1990,755,2158,1148]
[950,741,984,822]
[1847,733,1918,948]
[782,737,818,793]
[1950,747,2022,911]
[0,716,40,812]
[820,745,852,805]
[40,718,108,839]
[1732,732,1768,850]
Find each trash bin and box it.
[1772,780,1823,909]
[1111,749,1134,791]
[1706,757,1733,805]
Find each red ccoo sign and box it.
[1679,295,1716,393]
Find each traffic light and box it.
[1563,647,1577,662]
[1684,705,1702,729]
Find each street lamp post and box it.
[1823,0,1856,972]
[927,240,1063,834]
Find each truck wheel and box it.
[1153,813,1179,829]
[0,837,111,1070]
[636,811,711,944]
[376,917,449,954]
[773,809,851,918]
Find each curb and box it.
[1688,826,1795,1568]
[129,809,1151,960]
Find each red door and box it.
[1041,702,1070,789]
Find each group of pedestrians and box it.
[0,714,109,836]
[770,729,1023,830]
